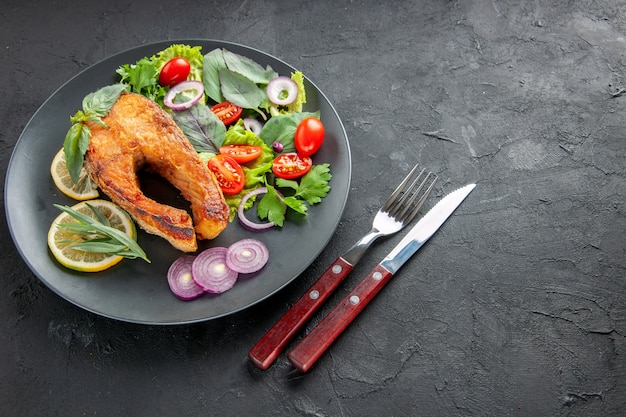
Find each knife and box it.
[287,183,476,372]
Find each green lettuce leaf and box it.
[152,44,204,81]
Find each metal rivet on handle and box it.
[332,264,342,274]
[372,271,383,281]
[349,295,360,305]
[309,290,320,300]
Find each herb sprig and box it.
[63,84,128,183]
[257,164,332,227]
[54,203,150,263]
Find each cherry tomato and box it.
[272,153,312,180]
[294,117,325,156]
[207,155,245,195]
[158,57,191,87]
[210,101,243,125]
[219,145,263,164]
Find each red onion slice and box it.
[225,239,269,274]
[237,187,276,231]
[266,76,298,105]
[243,117,263,135]
[167,256,205,301]
[163,80,204,110]
[192,247,238,293]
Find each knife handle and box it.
[287,263,393,373]
[248,257,354,370]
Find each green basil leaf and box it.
[258,111,319,152]
[82,84,127,117]
[202,49,226,103]
[69,109,86,125]
[172,103,226,153]
[222,49,278,85]
[63,122,91,183]
[219,68,266,109]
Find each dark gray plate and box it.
[5,40,351,325]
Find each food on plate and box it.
[207,154,246,195]
[272,152,312,179]
[163,80,204,110]
[50,148,99,200]
[294,117,325,156]
[47,200,143,272]
[158,57,191,87]
[168,238,269,300]
[266,76,299,106]
[84,92,229,252]
[54,43,334,283]
[210,101,243,125]
[219,145,263,164]
[167,256,204,300]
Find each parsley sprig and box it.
[54,203,150,263]
[257,164,332,226]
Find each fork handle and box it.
[287,263,393,373]
[248,256,354,370]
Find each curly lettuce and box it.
[152,44,203,81]
[116,44,204,108]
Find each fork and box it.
[248,164,437,370]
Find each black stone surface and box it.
[1,1,624,416]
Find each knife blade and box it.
[287,183,476,372]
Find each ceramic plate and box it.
[5,40,351,324]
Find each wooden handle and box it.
[248,257,354,370]
[287,264,393,373]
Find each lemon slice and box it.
[50,148,99,200]
[48,200,137,272]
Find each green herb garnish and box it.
[63,84,128,183]
[257,164,332,227]
[53,203,150,263]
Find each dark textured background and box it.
[1,1,624,416]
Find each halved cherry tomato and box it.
[158,57,191,87]
[294,117,325,156]
[207,155,245,195]
[210,101,243,125]
[272,153,312,180]
[219,145,263,164]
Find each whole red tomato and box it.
[158,57,191,87]
[294,117,325,156]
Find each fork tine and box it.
[396,173,437,224]
[388,169,427,217]
[381,163,422,212]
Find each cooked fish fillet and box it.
[85,92,229,252]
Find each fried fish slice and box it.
[85,92,229,252]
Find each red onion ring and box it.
[266,76,298,105]
[225,239,269,274]
[163,80,204,110]
[192,247,238,293]
[167,256,205,301]
[243,117,263,135]
[237,187,276,231]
